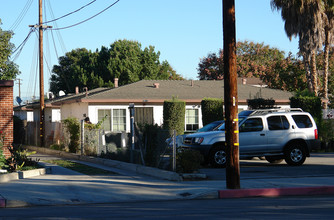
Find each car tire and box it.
[284,143,306,166]
[209,146,227,168]
[265,156,283,164]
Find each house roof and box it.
[52,80,294,105]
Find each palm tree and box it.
[322,0,334,108]
[271,0,325,96]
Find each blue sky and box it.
[0,0,299,101]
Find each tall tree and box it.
[271,0,325,96]
[322,0,334,108]
[50,39,183,95]
[0,19,20,80]
[198,41,285,81]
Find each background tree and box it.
[50,39,183,95]
[197,41,313,93]
[262,53,308,92]
[198,41,285,80]
[0,19,20,80]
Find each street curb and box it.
[24,146,183,181]
[0,167,49,208]
[218,186,334,199]
[0,168,49,183]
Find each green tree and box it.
[50,48,98,94]
[262,53,308,92]
[197,41,287,87]
[50,39,183,95]
[0,19,20,80]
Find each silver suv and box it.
[182,109,320,168]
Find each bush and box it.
[163,97,185,135]
[175,149,204,173]
[6,145,38,172]
[63,117,80,153]
[201,98,223,126]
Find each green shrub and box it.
[6,145,38,171]
[63,117,80,153]
[163,97,185,135]
[201,98,223,126]
[175,149,204,173]
[0,147,8,170]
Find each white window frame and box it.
[112,108,127,132]
[97,108,127,132]
[185,108,199,132]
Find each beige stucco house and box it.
[51,79,294,133]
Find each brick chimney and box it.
[242,78,247,85]
[114,78,119,88]
[153,83,159,89]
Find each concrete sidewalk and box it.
[1,149,334,208]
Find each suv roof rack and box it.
[250,108,303,116]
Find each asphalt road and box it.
[1,195,334,219]
[200,153,334,180]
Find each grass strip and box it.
[44,160,118,176]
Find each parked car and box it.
[166,111,254,148]
[182,108,321,168]
[166,120,224,148]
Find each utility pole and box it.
[223,0,240,189]
[15,78,22,98]
[29,0,52,147]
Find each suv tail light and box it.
[314,129,318,139]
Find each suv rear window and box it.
[267,116,290,130]
[292,115,313,128]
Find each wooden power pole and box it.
[29,0,51,147]
[39,0,45,147]
[223,0,240,189]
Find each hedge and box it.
[201,98,224,126]
[163,98,186,135]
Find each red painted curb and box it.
[0,196,6,208]
[218,186,334,199]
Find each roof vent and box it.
[114,78,119,88]
[153,83,159,89]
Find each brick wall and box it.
[0,80,14,158]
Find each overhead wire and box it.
[9,0,33,31]
[53,0,120,31]
[42,0,97,25]
[11,29,35,61]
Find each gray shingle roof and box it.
[52,80,293,105]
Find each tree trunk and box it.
[310,51,318,96]
[323,29,330,109]
[303,58,313,93]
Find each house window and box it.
[186,109,199,131]
[27,111,34,122]
[98,109,111,131]
[112,109,126,132]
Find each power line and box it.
[53,0,121,31]
[42,0,97,25]
[9,0,33,31]
[11,29,35,61]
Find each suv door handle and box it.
[260,134,265,136]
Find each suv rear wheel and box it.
[209,145,227,168]
[284,143,306,166]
